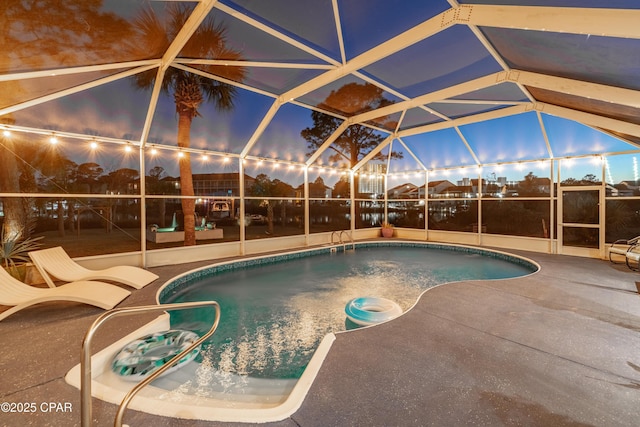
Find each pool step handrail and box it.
[330,230,355,252]
[339,230,355,251]
[79,301,221,427]
[330,230,340,246]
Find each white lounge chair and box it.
[0,267,130,322]
[626,245,640,271]
[607,236,640,263]
[29,247,159,289]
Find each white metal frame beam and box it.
[0,64,158,117]
[279,10,456,102]
[160,0,218,71]
[509,70,640,109]
[465,5,640,40]
[0,60,159,82]
[539,103,640,139]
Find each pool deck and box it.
[1,243,640,426]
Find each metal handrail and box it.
[80,301,221,427]
[339,230,355,251]
[330,230,341,245]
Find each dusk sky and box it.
[5,0,639,189]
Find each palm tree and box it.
[129,5,245,245]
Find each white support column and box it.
[304,166,310,245]
[139,146,147,267]
[424,171,429,241]
[551,160,557,254]
[238,158,245,255]
[350,170,356,233]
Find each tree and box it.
[0,1,131,240]
[75,162,104,193]
[518,172,543,196]
[248,174,294,234]
[146,166,175,227]
[128,4,245,245]
[101,168,139,233]
[36,144,78,237]
[309,177,328,198]
[0,122,26,240]
[332,175,350,198]
[301,82,402,169]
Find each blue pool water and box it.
[159,243,536,392]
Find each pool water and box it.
[160,245,535,393]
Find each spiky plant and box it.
[1,227,43,280]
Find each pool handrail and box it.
[80,301,221,427]
[339,230,355,251]
[330,230,354,251]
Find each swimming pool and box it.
[155,243,535,403]
[68,241,537,422]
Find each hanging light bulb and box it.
[89,140,98,150]
[2,129,11,137]
[49,135,58,144]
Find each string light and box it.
[605,157,614,184]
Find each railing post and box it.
[80,301,220,427]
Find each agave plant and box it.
[1,228,43,280]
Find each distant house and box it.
[297,183,333,198]
[427,180,454,197]
[605,184,619,197]
[388,183,419,198]
[162,173,256,197]
[614,180,639,196]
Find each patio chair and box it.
[607,236,640,263]
[29,246,159,290]
[626,245,640,271]
[0,267,130,322]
